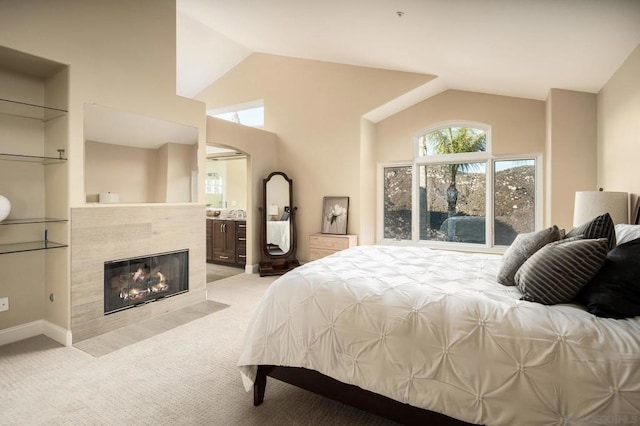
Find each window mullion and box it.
[412,163,420,242]
[486,159,494,248]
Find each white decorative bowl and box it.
[0,195,11,222]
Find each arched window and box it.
[379,122,540,250]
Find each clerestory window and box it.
[207,100,264,127]
[379,122,540,250]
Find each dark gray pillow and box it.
[515,237,608,305]
[566,212,616,250]
[497,225,563,286]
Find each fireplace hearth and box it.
[104,249,188,315]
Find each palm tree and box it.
[425,127,486,240]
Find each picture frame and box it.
[633,197,640,225]
[321,196,349,235]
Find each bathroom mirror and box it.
[83,103,198,204]
[259,171,299,276]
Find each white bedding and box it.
[266,221,290,252]
[238,245,640,425]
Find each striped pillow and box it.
[515,237,608,305]
[566,212,616,250]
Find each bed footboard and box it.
[253,365,478,425]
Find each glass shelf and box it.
[0,240,68,255]
[0,218,67,225]
[0,98,67,122]
[0,153,67,164]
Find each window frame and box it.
[377,121,542,253]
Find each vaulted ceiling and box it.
[176,0,640,107]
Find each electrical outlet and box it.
[0,297,8,312]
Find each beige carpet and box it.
[206,262,244,283]
[0,273,397,425]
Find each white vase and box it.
[0,195,11,222]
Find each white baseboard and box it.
[0,320,44,347]
[43,321,72,347]
[0,320,72,347]
[246,263,259,274]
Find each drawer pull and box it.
[219,255,229,259]
[238,255,246,258]
[238,238,246,241]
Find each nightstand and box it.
[309,233,358,261]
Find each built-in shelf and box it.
[0,218,67,225]
[0,97,67,122]
[0,153,67,164]
[0,240,68,255]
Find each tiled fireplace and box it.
[71,205,206,343]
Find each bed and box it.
[238,244,640,425]
[266,220,290,253]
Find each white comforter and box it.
[238,245,640,425]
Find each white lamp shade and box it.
[573,191,628,227]
[267,205,279,216]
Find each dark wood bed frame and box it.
[253,365,478,425]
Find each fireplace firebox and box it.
[104,249,188,315]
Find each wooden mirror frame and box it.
[259,171,300,277]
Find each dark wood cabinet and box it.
[207,219,246,267]
[236,221,247,264]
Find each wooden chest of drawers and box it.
[309,233,358,261]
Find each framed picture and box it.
[321,196,349,235]
[633,197,640,225]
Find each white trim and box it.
[0,320,43,347]
[415,151,489,165]
[245,263,259,274]
[485,159,494,247]
[377,238,507,255]
[412,161,420,241]
[0,320,71,347]
[43,321,73,347]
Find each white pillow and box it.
[614,224,640,245]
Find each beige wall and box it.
[359,118,377,245]
[0,0,206,338]
[85,141,159,203]
[225,157,247,210]
[545,89,597,230]
[165,143,197,203]
[598,44,640,211]
[206,117,278,268]
[376,90,546,161]
[85,141,196,203]
[198,53,435,260]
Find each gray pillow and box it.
[497,225,563,286]
[515,237,608,305]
